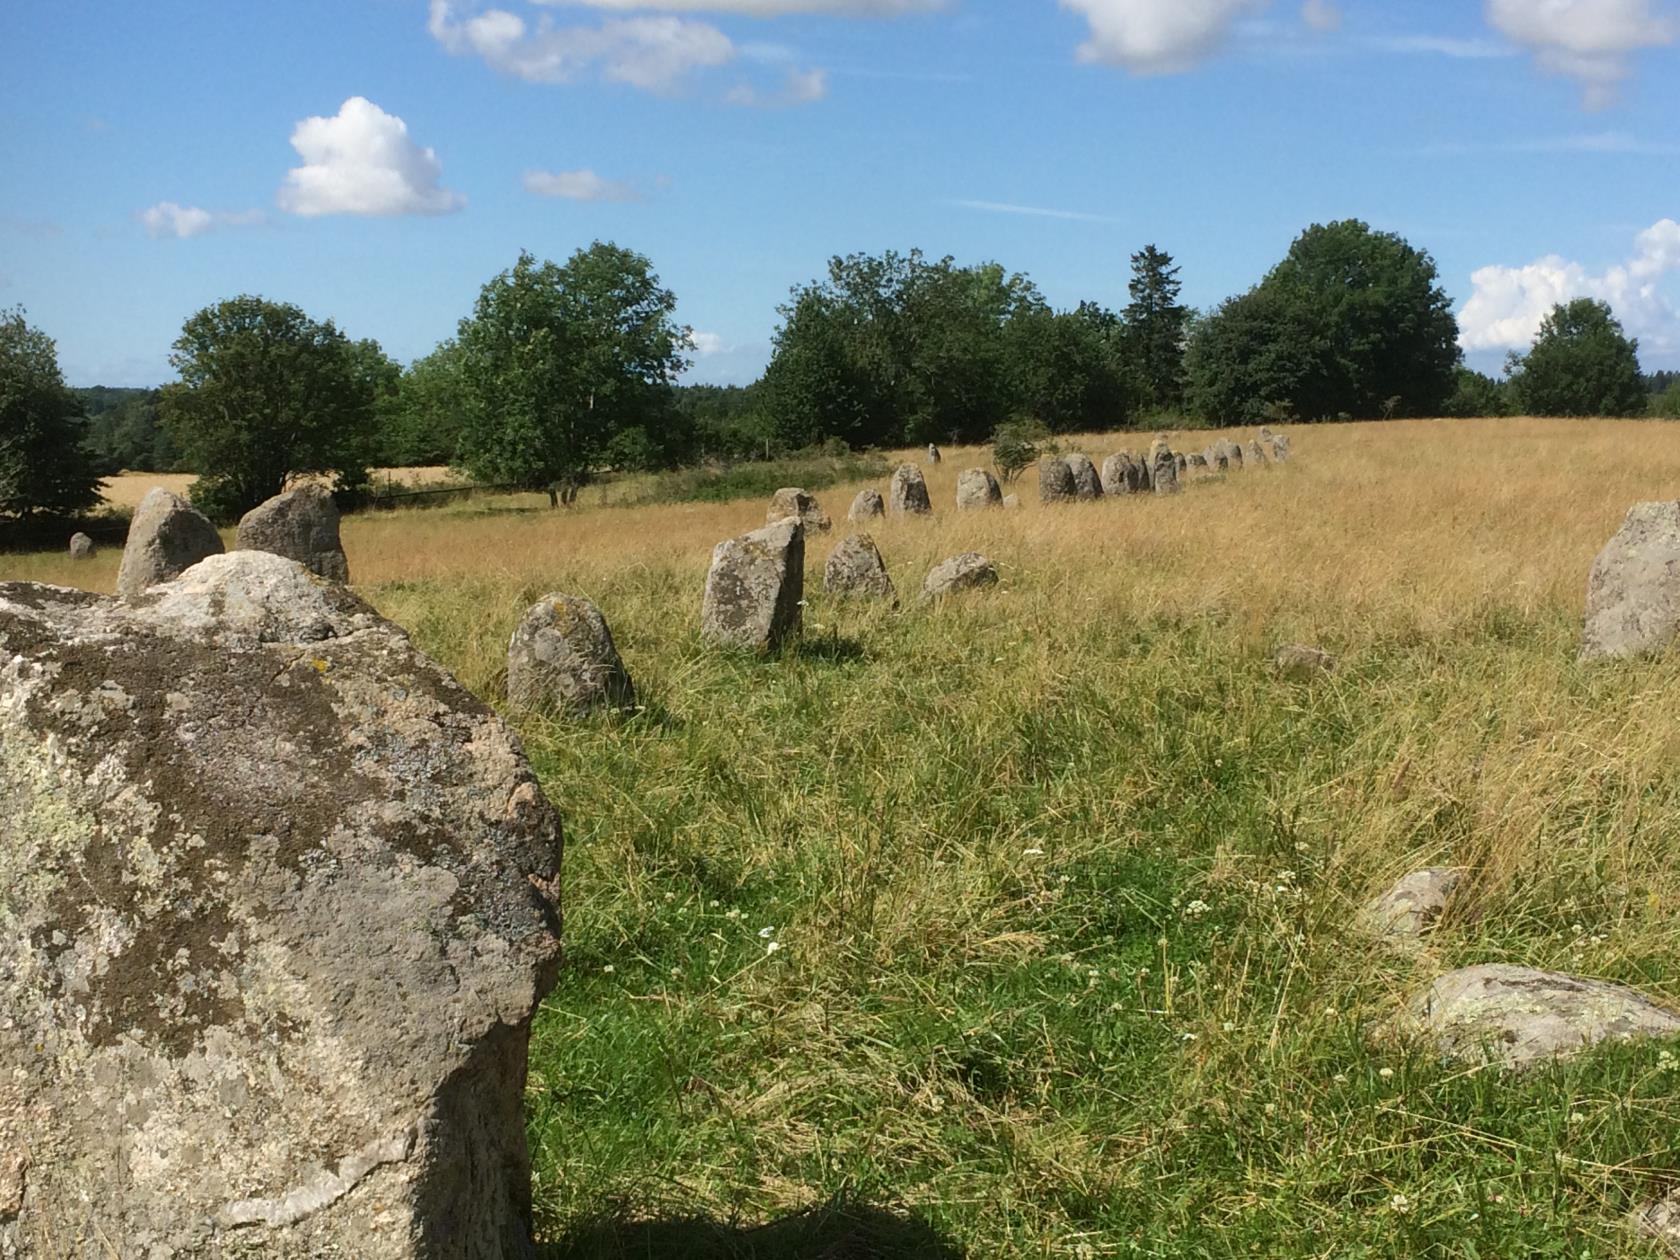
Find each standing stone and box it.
[848,488,885,523]
[1274,643,1336,679]
[1268,433,1291,462]
[1397,965,1680,1069]
[1175,452,1188,475]
[67,532,95,560]
[115,486,224,600]
[1065,454,1103,500]
[1246,439,1269,467]
[507,594,635,715]
[1226,439,1245,470]
[0,551,563,1256]
[1581,501,1680,661]
[236,483,350,583]
[1039,457,1076,504]
[888,464,932,516]
[1100,452,1137,496]
[1151,446,1181,496]
[1205,444,1229,472]
[824,533,895,601]
[767,487,832,534]
[1358,868,1467,941]
[955,468,1003,511]
[1187,452,1209,471]
[701,518,804,651]
[926,443,942,464]
[922,552,999,601]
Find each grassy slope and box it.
[9,419,1680,1257]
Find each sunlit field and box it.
[11,417,1680,1257]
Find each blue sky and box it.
[2,0,1677,388]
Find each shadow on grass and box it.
[539,1198,965,1260]
[784,631,869,666]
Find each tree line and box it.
[4,219,1679,522]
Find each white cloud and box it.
[1375,33,1517,58]
[952,198,1123,224]
[1485,0,1677,108]
[691,331,730,355]
[544,0,942,11]
[1059,0,1267,73]
[1301,0,1341,32]
[430,1,734,92]
[138,203,265,239]
[725,66,829,105]
[1459,218,1680,356]
[523,168,646,200]
[277,98,464,218]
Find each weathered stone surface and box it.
[767,487,832,534]
[1187,452,1209,471]
[1245,439,1269,467]
[1175,453,1188,475]
[824,533,895,602]
[926,443,942,464]
[1400,965,1680,1069]
[1002,494,1021,510]
[848,488,885,523]
[115,487,224,600]
[1205,444,1229,472]
[1100,452,1137,496]
[1226,439,1245,469]
[236,483,350,583]
[1065,454,1103,501]
[922,552,999,601]
[1274,643,1336,680]
[955,468,1003,511]
[1039,457,1076,504]
[1635,1189,1680,1256]
[888,464,932,516]
[1267,432,1291,462]
[0,550,563,1256]
[1581,501,1680,661]
[1359,868,1466,941]
[1151,446,1181,496]
[701,517,804,650]
[67,533,94,560]
[507,593,635,715]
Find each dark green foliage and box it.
[1123,245,1189,410]
[1443,366,1510,418]
[1653,381,1680,419]
[1187,220,1460,423]
[0,308,103,519]
[78,386,183,473]
[1004,303,1129,433]
[380,340,470,467]
[1507,299,1648,417]
[673,384,771,461]
[159,295,377,520]
[1649,369,1678,397]
[455,245,691,504]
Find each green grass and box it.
[366,559,1680,1260]
[608,451,893,507]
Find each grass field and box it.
[10,418,1680,1257]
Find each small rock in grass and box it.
[1359,868,1466,941]
[1274,643,1336,680]
[922,552,998,601]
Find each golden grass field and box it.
[10,417,1680,1255]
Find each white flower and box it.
[1378,1067,1394,1080]
[1183,899,1211,920]
[1222,1021,1237,1033]
[1332,1073,1349,1084]
[1023,848,1045,858]
[758,926,776,939]
[1390,1193,1411,1214]
[766,940,782,955]
[601,964,615,974]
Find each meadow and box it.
[10,418,1680,1257]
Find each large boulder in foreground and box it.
[236,483,350,583]
[767,487,831,534]
[701,517,804,650]
[824,533,895,602]
[1581,501,1680,661]
[1399,965,1680,1069]
[115,486,224,600]
[888,464,932,516]
[507,593,635,715]
[0,551,563,1257]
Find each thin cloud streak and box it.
[951,199,1122,224]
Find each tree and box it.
[454,245,690,505]
[1507,298,1646,417]
[1122,245,1188,411]
[1187,220,1460,422]
[79,386,183,472]
[159,296,377,520]
[1442,367,1510,418]
[1654,381,1680,420]
[1005,302,1129,432]
[0,308,103,519]
[379,341,470,467]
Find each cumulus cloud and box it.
[277,97,464,218]
[523,168,646,200]
[1459,218,1680,356]
[1059,0,1267,73]
[138,203,265,239]
[1485,0,1677,108]
[1301,0,1341,32]
[725,66,829,105]
[430,0,734,92]
[690,331,730,356]
[545,0,942,11]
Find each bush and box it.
[1651,382,1680,420]
[992,419,1049,483]
[1443,367,1509,418]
